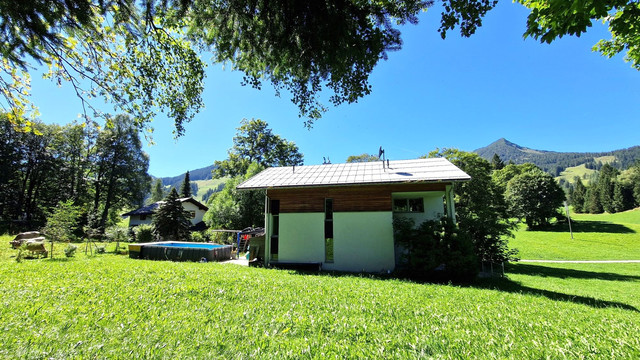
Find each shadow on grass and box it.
[533,220,635,234]
[473,277,638,312]
[506,263,640,282]
[285,264,639,312]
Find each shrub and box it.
[393,216,478,282]
[64,244,78,258]
[134,224,154,243]
[191,231,205,242]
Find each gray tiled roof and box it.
[237,158,470,190]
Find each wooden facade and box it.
[267,182,448,213]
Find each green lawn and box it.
[1,232,639,359]
[509,208,640,260]
[2,211,640,358]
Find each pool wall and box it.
[129,242,232,262]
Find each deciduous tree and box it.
[505,169,565,228]
[427,149,518,265]
[204,163,265,230]
[214,119,303,178]
[346,154,380,163]
[91,115,151,230]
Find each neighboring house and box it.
[237,158,470,272]
[122,197,209,230]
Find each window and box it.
[189,211,196,219]
[393,198,424,213]
[270,199,280,261]
[140,214,147,221]
[324,198,334,263]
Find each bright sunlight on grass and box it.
[510,208,640,260]
[1,209,639,359]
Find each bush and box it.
[134,224,154,243]
[64,244,78,258]
[393,216,478,282]
[191,231,205,242]
[206,230,234,244]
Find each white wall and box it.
[274,211,395,273]
[278,213,325,263]
[324,211,395,273]
[181,202,206,225]
[128,215,152,227]
[392,191,445,225]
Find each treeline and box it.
[569,163,640,214]
[0,114,150,234]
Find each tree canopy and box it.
[214,118,303,178]
[346,154,380,163]
[3,0,639,135]
[427,149,518,264]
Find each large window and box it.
[393,198,424,213]
[324,198,334,263]
[270,199,280,261]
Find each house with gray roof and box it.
[237,158,470,272]
[122,197,209,231]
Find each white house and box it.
[122,197,209,230]
[237,158,470,272]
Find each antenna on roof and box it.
[322,157,331,165]
[379,146,386,170]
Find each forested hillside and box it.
[475,138,640,175]
[159,165,216,189]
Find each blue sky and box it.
[29,2,640,177]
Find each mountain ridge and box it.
[474,138,640,175]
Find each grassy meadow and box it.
[510,208,640,260]
[1,210,639,358]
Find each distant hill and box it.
[159,164,216,189]
[475,138,640,176]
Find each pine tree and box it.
[152,188,191,241]
[179,171,192,198]
[150,179,165,203]
[491,153,505,170]
[570,177,587,213]
[598,164,619,213]
[585,186,603,214]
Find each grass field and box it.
[510,208,640,260]
[555,164,597,185]
[194,178,227,201]
[1,211,639,358]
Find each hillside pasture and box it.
[510,209,640,260]
[555,164,597,185]
[193,178,227,201]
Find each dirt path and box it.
[520,260,640,263]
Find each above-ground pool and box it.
[129,241,232,262]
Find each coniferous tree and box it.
[152,188,191,241]
[597,164,619,213]
[179,171,192,198]
[585,186,603,214]
[150,179,165,203]
[570,177,587,213]
[491,153,505,170]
